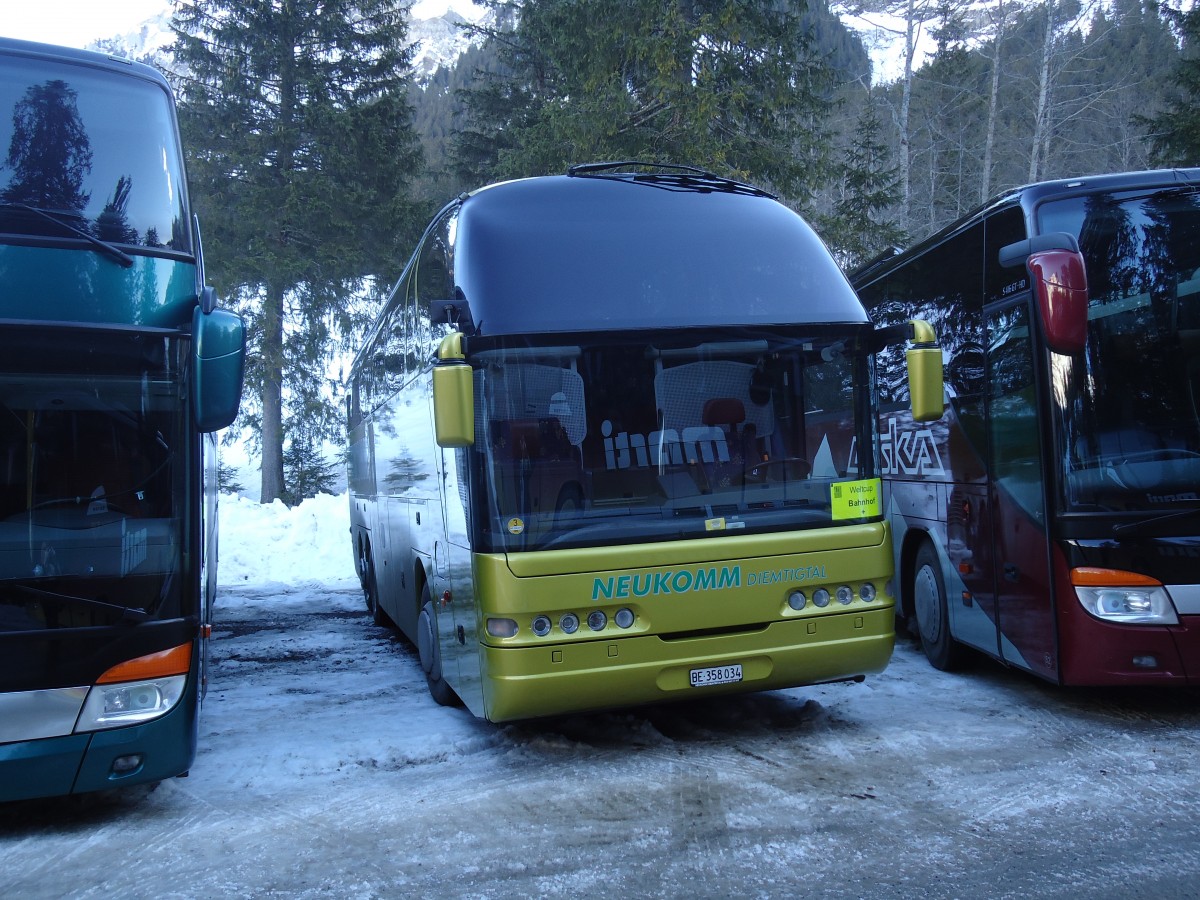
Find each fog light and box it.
[836,585,853,605]
[587,610,607,631]
[111,754,143,775]
[486,617,519,638]
[1132,655,1158,669]
[532,615,552,637]
[560,613,580,634]
[788,591,806,610]
[615,608,635,629]
[860,583,877,602]
[813,588,830,607]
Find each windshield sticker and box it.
[831,478,882,519]
[705,517,746,531]
[507,517,525,535]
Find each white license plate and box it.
[689,664,743,687]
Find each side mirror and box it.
[906,319,944,422]
[432,333,474,447]
[1000,232,1089,355]
[193,304,246,433]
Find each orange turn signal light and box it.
[97,642,193,684]
[1070,567,1161,587]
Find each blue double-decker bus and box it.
[0,38,244,801]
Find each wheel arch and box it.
[897,525,935,623]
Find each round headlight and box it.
[813,588,831,608]
[788,591,806,610]
[860,583,877,602]
[587,610,607,631]
[615,608,635,629]
[560,613,580,634]
[531,615,552,637]
[836,585,853,605]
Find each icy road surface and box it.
[4,583,1200,899]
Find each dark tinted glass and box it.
[0,52,189,252]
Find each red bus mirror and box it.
[999,232,1089,355]
[1029,249,1088,355]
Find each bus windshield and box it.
[468,327,876,552]
[1039,189,1200,514]
[0,349,187,632]
[0,51,189,253]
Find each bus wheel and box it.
[912,542,966,671]
[365,556,390,628]
[417,585,459,707]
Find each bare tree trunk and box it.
[259,283,286,504]
[1029,1,1056,183]
[980,1,1007,203]
[898,0,918,229]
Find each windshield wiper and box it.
[0,202,134,268]
[1112,506,1200,537]
[11,583,149,623]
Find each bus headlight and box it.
[76,675,188,732]
[813,588,831,608]
[836,585,854,605]
[1076,585,1178,624]
[487,618,519,638]
[860,583,877,602]
[560,613,580,634]
[614,608,635,629]
[1072,567,1178,625]
[587,610,607,631]
[531,615,552,637]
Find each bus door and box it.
[437,443,483,713]
[943,340,999,658]
[985,299,1058,680]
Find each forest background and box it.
[157,0,1200,503]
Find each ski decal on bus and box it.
[880,417,945,476]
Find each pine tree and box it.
[1141,1,1200,165]
[824,98,906,268]
[454,0,840,199]
[171,0,424,503]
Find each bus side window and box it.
[414,210,458,368]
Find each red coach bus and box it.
[852,169,1200,686]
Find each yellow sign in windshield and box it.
[831,478,882,519]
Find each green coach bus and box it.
[0,38,244,801]
[347,163,942,721]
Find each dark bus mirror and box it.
[192,305,246,433]
[905,319,944,422]
[433,334,474,447]
[999,232,1088,355]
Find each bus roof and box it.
[851,167,1200,288]
[447,171,867,336]
[0,36,172,92]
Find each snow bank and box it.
[217,491,357,590]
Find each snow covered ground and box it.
[2,492,1200,898]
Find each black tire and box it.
[912,541,966,671]
[363,555,390,627]
[416,584,459,707]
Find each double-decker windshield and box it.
[0,51,189,253]
[1040,189,1200,513]
[468,328,877,552]
[0,351,186,633]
